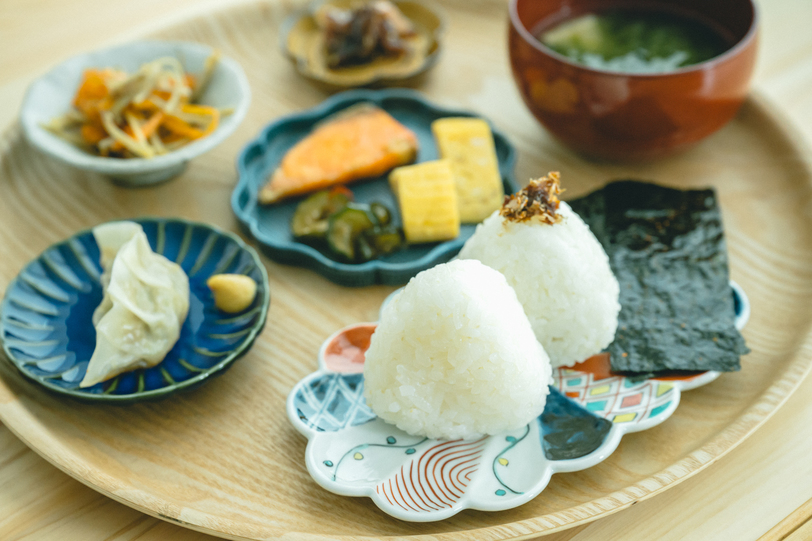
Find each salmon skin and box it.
[258,104,419,204]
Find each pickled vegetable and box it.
[370,202,392,226]
[355,234,377,263]
[291,187,353,240]
[368,226,403,254]
[291,188,404,263]
[327,205,376,261]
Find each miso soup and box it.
[539,10,731,74]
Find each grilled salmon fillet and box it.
[258,104,419,204]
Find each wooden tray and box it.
[1,1,812,539]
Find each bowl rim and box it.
[0,216,271,403]
[19,39,252,175]
[508,0,759,79]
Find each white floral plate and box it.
[286,282,749,522]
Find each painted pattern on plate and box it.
[287,285,747,521]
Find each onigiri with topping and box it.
[363,259,552,440]
[459,172,620,368]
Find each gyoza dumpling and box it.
[80,221,190,388]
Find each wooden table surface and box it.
[2,0,812,539]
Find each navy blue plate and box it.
[231,89,519,287]
[0,218,270,403]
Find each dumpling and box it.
[80,221,190,388]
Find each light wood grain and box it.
[759,496,812,541]
[3,0,812,540]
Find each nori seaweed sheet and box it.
[568,180,749,375]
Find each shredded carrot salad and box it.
[44,52,230,159]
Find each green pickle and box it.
[369,202,392,226]
[327,205,376,261]
[369,226,403,255]
[355,234,377,263]
[292,189,404,263]
[291,189,352,240]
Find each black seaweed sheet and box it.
[568,180,749,376]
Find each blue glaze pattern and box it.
[539,387,613,461]
[232,89,519,287]
[0,218,270,402]
[286,282,750,521]
[294,373,377,432]
[293,373,612,462]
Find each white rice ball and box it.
[459,202,620,368]
[363,259,551,440]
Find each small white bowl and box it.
[20,40,251,186]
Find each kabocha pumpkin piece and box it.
[258,104,418,204]
[432,117,504,223]
[389,159,459,243]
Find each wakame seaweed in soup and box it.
[540,10,730,74]
[569,181,748,376]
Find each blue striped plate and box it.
[0,218,269,403]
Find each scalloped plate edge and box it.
[231,88,519,286]
[284,281,749,521]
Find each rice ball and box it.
[459,199,620,368]
[363,259,551,440]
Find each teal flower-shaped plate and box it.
[0,218,269,403]
[231,89,519,287]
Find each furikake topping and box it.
[569,180,749,376]
[501,172,563,224]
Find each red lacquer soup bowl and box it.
[508,0,758,160]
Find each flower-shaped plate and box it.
[0,218,269,403]
[231,89,519,287]
[280,0,445,89]
[286,283,749,521]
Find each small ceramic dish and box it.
[0,218,269,403]
[20,40,251,186]
[286,284,749,521]
[232,89,519,287]
[280,0,444,89]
